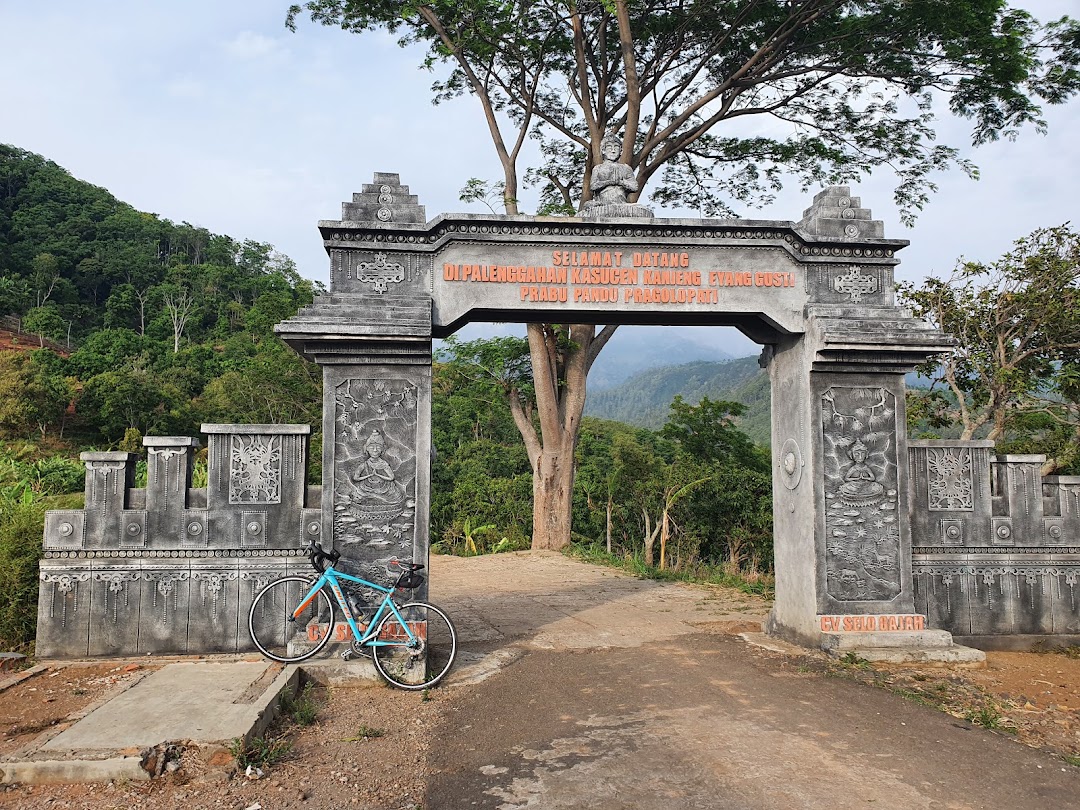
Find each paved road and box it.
[427,552,1078,809]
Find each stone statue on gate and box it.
[579,132,654,219]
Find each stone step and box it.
[839,645,987,667]
[821,630,954,651]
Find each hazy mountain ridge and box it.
[585,355,772,444]
[585,327,741,390]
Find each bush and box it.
[0,487,46,651]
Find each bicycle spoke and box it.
[247,576,335,663]
[371,602,457,690]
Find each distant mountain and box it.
[585,356,772,445]
[587,326,739,390]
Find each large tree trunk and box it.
[532,444,576,550]
[509,323,618,551]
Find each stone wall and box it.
[910,440,1080,646]
[36,425,322,657]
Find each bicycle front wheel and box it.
[371,601,457,690]
[248,576,336,664]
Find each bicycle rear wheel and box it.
[371,601,457,690]
[248,576,336,663]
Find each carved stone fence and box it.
[910,440,1080,646]
[36,425,322,657]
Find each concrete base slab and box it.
[2,660,300,785]
[296,657,382,687]
[42,661,292,750]
[954,634,1080,652]
[0,756,149,785]
[819,628,986,667]
[739,632,814,657]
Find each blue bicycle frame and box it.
[293,566,419,650]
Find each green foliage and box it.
[564,543,774,598]
[279,683,321,726]
[661,395,767,471]
[965,704,1007,730]
[838,652,873,671]
[585,357,770,444]
[0,145,326,448]
[0,351,72,440]
[228,734,291,770]
[288,2,1080,220]
[430,340,775,571]
[899,225,1080,469]
[343,725,385,742]
[431,342,535,550]
[0,483,46,651]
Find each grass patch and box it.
[564,544,774,598]
[280,682,320,726]
[1063,754,1080,768]
[228,734,291,770]
[1032,641,1080,660]
[343,724,385,742]
[837,652,873,671]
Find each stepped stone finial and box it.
[798,186,883,239]
[341,173,426,224]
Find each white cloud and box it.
[223,30,286,61]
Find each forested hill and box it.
[585,356,771,445]
[0,144,323,445]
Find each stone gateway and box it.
[35,176,1080,660]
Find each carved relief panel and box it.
[329,250,430,294]
[229,435,282,504]
[926,446,974,511]
[332,378,418,554]
[807,264,892,306]
[821,386,902,603]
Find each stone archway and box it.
[276,176,967,659]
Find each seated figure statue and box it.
[579,133,654,218]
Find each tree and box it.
[30,253,61,307]
[289,0,1080,549]
[899,225,1080,470]
[660,395,766,471]
[289,1,1079,217]
[21,306,65,348]
[0,352,72,440]
[160,283,196,353]
[436,329,615,549]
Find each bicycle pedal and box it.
[340,650,353,661]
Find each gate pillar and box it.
[276,174,433,605]
[764,189,979,661]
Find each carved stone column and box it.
[766,189,981,662]
[276,174,433,612]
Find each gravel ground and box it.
[0,680,453,810]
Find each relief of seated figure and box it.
[579,133,653,218]
[351,429,406,521]
[838,440,885,504]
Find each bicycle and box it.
[247,541,457,690]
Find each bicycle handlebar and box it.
[304,540,340,573]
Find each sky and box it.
[1,1,1078,359]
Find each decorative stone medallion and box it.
[832,266,878,301]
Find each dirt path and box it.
[2,552,1079,808]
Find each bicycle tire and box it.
[371,601,457,690]
[248,576,336,664]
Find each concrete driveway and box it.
[429,552,1078,809]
